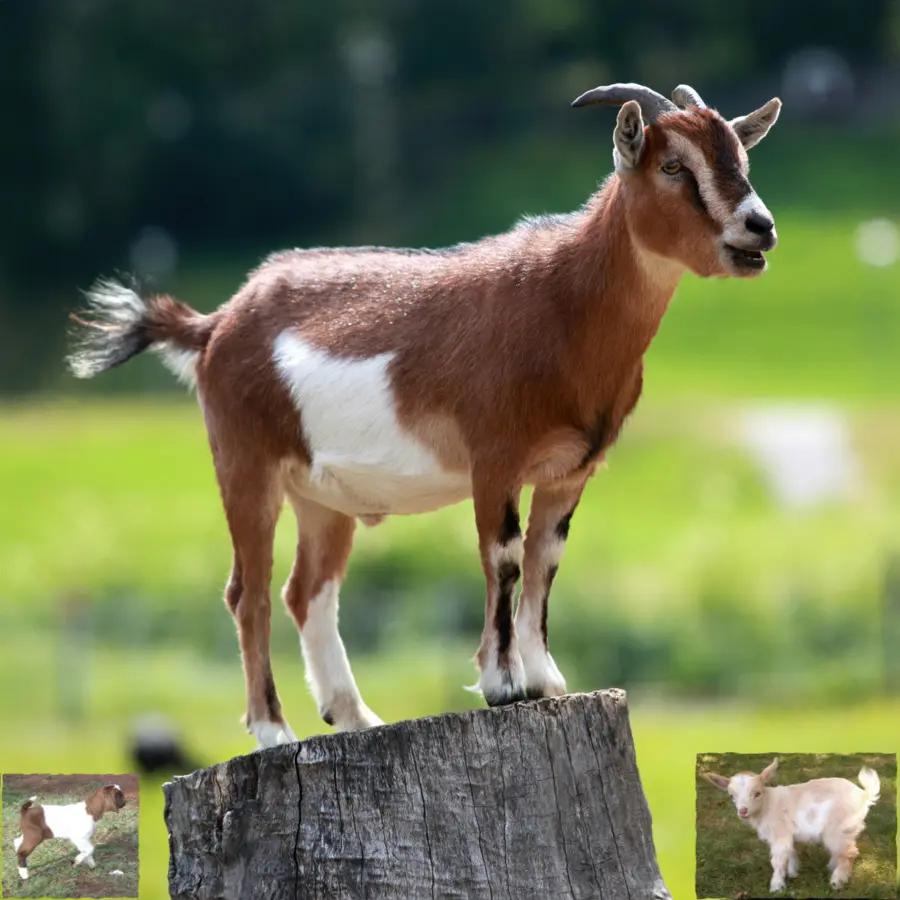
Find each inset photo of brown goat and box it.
[696,753,897,899]
[1,773,138,899]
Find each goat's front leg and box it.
[769,841,793,893]
[517,476,587,698]
[72,838,95,868]
[787,847,799,878]
[472,476,526,706]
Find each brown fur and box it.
[84,784,127,821]
[69,98,778,731]
[17,801,53,866]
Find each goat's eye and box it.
[661,160,682,175]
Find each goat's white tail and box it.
[67,278,214,388]
[858,766,881,808]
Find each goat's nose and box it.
[739,807,748,816]
[745,211,774,235]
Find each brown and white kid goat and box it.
[13,785,127,880]
[68,82,781,748]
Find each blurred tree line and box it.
[0,0,898,391]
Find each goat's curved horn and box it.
[571,83,677,122]
[672,84,706,109]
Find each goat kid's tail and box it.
[19,796,37,814]
[67,278,214,387]
[858,766,881,809]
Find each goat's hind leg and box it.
[218,453,295,749]
[15,835,36,880]
[282,498,381,731]
[827,838,858,889]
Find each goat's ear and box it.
[760,757,779,782]
[730,98,781,150]
[706,773,730,791]
[613,100,646,171]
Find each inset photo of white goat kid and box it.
[696,753,897,898]
[1,773,139,899]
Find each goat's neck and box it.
[564,177,685,363]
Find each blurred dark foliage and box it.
[0,0,896,389]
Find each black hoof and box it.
[483,684,528,707]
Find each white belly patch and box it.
[273,332,471,515]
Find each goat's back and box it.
[782,778,875,843]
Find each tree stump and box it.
[164,689,671,899]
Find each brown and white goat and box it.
[13,785,127,879]
[68,82,781,748]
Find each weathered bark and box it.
[165,689,671,900]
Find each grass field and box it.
[695,753,897,899]
[1,774,139,898]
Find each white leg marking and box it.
[472,634,526,703]
[18,866,28,880]
[72,838,94,867]
[488,537,524,572]
[301,580,382,731]
[13,835,22,852]
[516,538,567,698]
[518,630,567,697]
[251,720,298,750]
[472,539,526,704]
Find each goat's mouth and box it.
[725,244,767,272]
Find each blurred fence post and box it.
[164,690,671,900]
[58,592,89,722]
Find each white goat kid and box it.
[708,758,880,892]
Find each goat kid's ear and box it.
[706,773,730,791]
[613,100,646,171]
[730,97,781,150]
[760,757,779,782]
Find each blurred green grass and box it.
[695,753,897,899]
[3,393,900,701]
[59,212,900,400]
